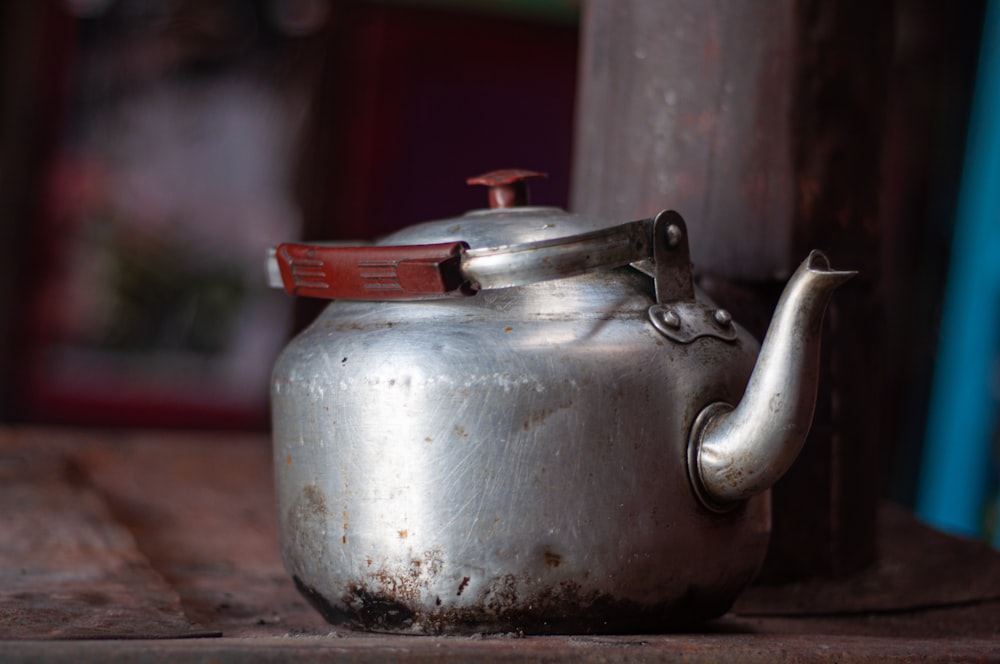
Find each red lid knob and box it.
[466,169,547,209]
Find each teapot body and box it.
[271,262,769,634]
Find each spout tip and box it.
[804,250,858,280]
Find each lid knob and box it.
[466,169,546,209]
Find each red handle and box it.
[274,242,471,300]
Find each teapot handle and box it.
[269,242,471,300]
[268,211,693,302]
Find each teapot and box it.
[267,169,854,634]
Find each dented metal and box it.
[269,181,850,633]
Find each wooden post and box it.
[573,0,893,579]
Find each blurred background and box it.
[0,0,579,432]
[0,0,997,553]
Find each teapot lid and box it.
[380,169,617,249]
[267,169,694,304]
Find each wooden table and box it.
[1,427,997,662]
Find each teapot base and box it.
[291,574,749,635]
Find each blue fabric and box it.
[917,0,1000,544]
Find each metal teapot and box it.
[267,169,854,634]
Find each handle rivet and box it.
[661,309,682,329]
[665,224,683,247]
[713,309,732,327]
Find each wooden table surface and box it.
[1,426,998,662]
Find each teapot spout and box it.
[688,251,856,511]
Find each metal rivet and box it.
[665,224,683,247]
[713,309,732,327]
[661,309,681,329]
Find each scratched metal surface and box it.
[269,266,770,634]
